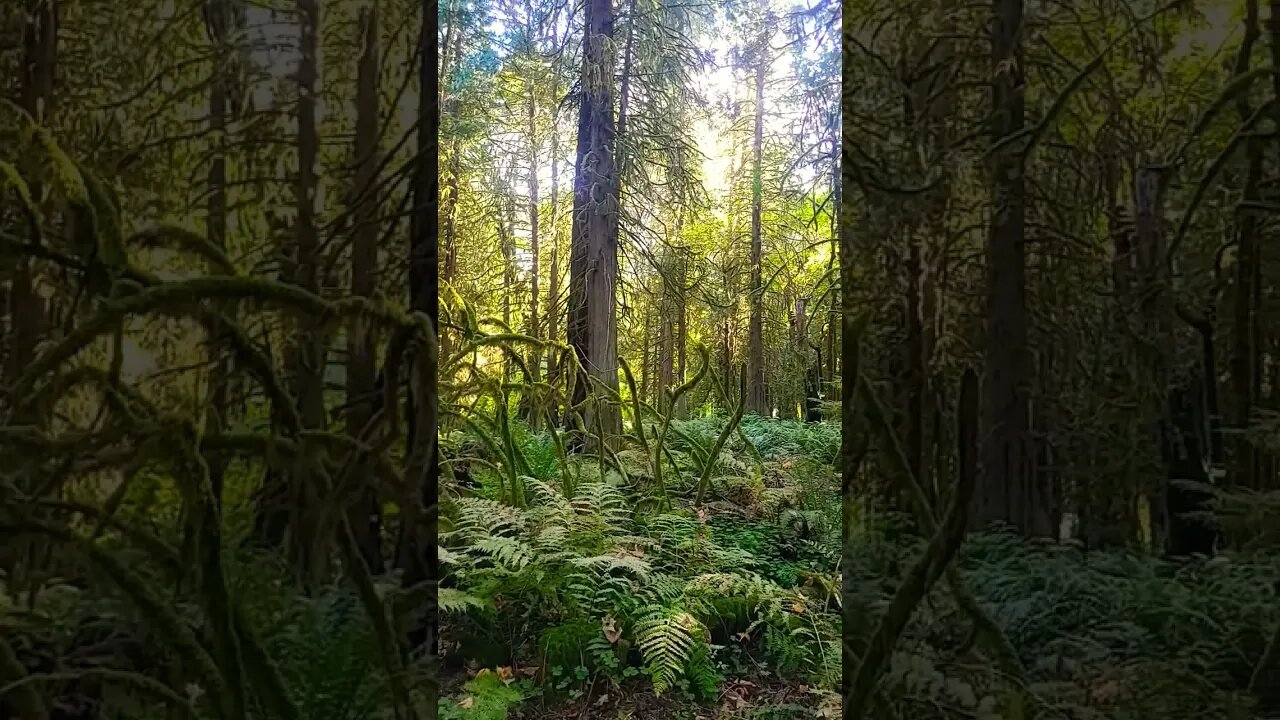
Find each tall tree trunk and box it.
[440,25,465,366]
[547,131,561,417]
[977,0,1049,536]
[6,0,55,422]
[524,0,542,425]
[346,4,384,573]
[544,20,563,426]
[400,0,439,655]
[722,318,734,406]
[565,0,620,448]
[288,0,328,585]
[747,33,768,416]
[500,184,516,382]
[659,252,676,413]
[827,114,839,384]
[641,301,651,406]
[439,0,459,100]
[203,0,239,513]
[1,0,57,606]
[614,0,637,204]
[1234,0,1263,490]
[675,249,688,418]
[906,227,927,499]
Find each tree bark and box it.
[565,0,621,448]
[400,0,439,656]
[674,249,688,418]
[439,24,465,365]
[977,0,1050,537]
[346,4,384,573]
[202,0,239,513]
[747,31,768,416]
[1232,0,1263,490]
[6,0,55,425]
[525,0,542,424]
[288,0,328,586]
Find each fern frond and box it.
[470,537,534,570]
[569,553,651,578]
[635,609,704,694]
[439,588,486,614]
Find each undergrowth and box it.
[436,413,843,718]
[845,515,1279,720]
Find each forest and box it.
[841,0,1280,718]
[1,0,441,718]
[437,0,841,715]
[4,0,1280,718]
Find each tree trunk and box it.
[547,121,562,423]
[641,301,651,406]
[6,0,55,424]
[722,318,734,407]
[566,0,621,448]
[202,0,238,513]
[747,33,768,416]
[675,250,688,418]
[544,19,563,427]
[659,256,675,413]
[399,0,439,655]
[524,0,542,425]
[345,5,384,574]
[828,116,839,384]
[440,24,465,365]
[438,0,458,100]
[292,0,328,586]
[976,0,1050,537]
[1232,0,1263,491]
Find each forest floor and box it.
[436,416,843,720]
[434,410,1280,720]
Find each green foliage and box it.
[438,671,525,720]
[438,418,843,703]
[845,519,1280,719]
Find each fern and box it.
[439,589,486,614]
[635,609,705,694]
[469,537,535,570]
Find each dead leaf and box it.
[594,694,610,706]
[459,697,475,709]
[603,616,622,644]
[496,666,514,684]
[791,601,806,614]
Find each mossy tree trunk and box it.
[346,3,384,574]
[565,0,621,449]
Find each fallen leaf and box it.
[459,696,475,709]
[496,666,514,683]
[603,616,622,643]
[791,601,806,613]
